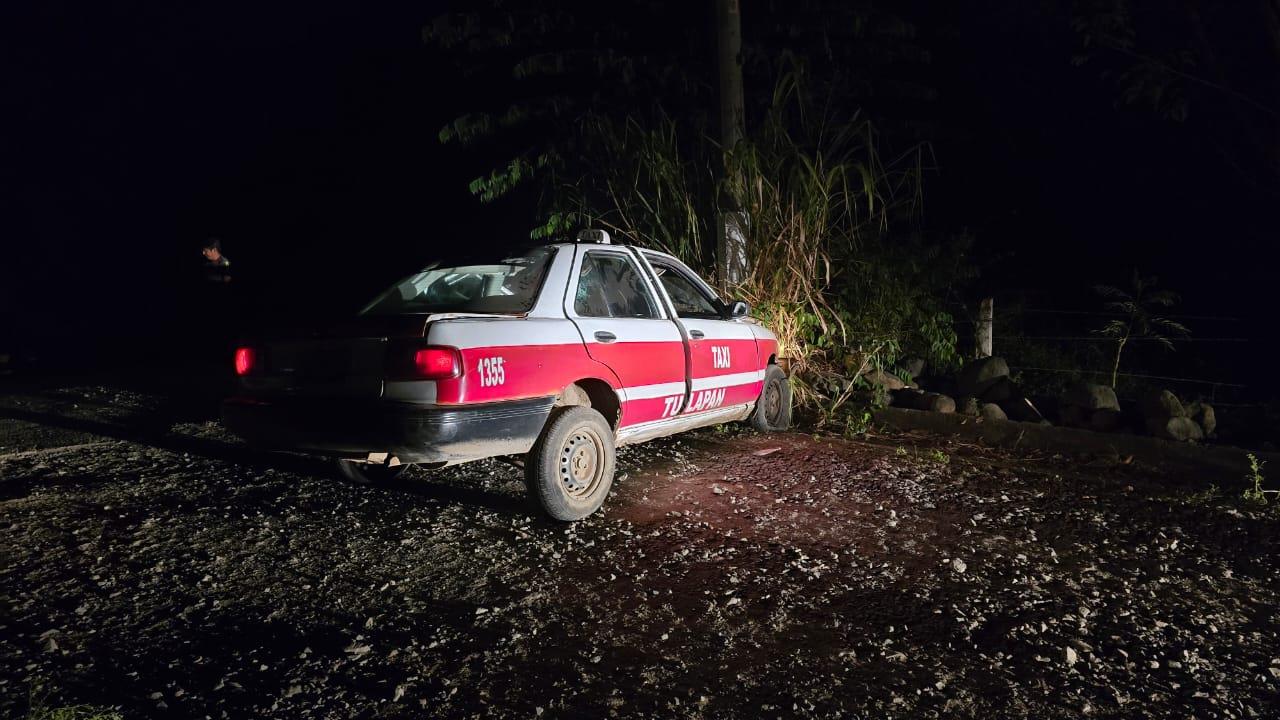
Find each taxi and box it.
[222,231,791,520]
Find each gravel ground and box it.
[2,380,1279,718]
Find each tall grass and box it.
[552,115,713,266]
[555,65,972,420]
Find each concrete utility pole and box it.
[975,297,994,358]
[715,0,748,286]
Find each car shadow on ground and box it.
[0,405,533,516]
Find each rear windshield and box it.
[360,247,553,316]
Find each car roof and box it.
[546,242,615,252]
[545,242,682,256]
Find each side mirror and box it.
[727,300,750,319]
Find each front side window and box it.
[361,248,552,315]
[574,252,659,319]
[651,263,722,319]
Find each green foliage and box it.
[555,114,712,264]
[27,708,122,720]
[1242,453,1268,506]
[1071,1,1191,122]
[560,63,973,419]
[1186,483,1221,507]
[425,2,713,224]
[840,406,877,437]
[24,688,122,720]
[1069,0,1280,192]
[426,1,943,239]
[426,4,973,423]
[837,383,888,438]
[1094,270,1190,387]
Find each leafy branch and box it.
[1093,270,1190,387]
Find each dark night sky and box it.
[3,0,1276,379]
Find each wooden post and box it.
[976,297,993,359]
[715,0,747,285]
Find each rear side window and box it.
[574,252,659,319]
[361,248,553,315]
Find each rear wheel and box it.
[750,364,792,432]
[525,406,616,521]
[336,459,409,486]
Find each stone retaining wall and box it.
[875,406,1279,482]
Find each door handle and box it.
[688,329,705,340]
[594,331,617,343]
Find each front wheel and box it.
[336,459,410,486]
[750,364,792,432]
[525,406,616,521]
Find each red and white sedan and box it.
[222,231,791,520]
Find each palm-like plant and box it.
[1094,271,1190,387]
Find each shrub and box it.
[557,64,974,419]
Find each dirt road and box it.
[2,381,1278,718]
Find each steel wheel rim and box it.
[558,426,605,499]
[764,380,783,425]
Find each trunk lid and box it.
[241,315,429,399]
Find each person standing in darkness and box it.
[201,237,232,284]
[198,237,239,374]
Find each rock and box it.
[1141,389,1187,420]
[980,377,1017,404]
[951,558,967,573]
[959,396,980,417]
[890,389,956,414]
[1140,389,1201,440]
[980,403,1007,422]
[1001,396,1046,424]
[1064,382,1120,412]
[1066,647,1079,666]
[898,357,925,379]
[1148,416,1204,442]
[1090,409,1122,433]
[957,357,1010,397]
[929,394,957,414]
[863,368,906,391]
[1195,404,1217,437]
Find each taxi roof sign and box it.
[576,229,611,245]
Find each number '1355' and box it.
[478,356,506,387]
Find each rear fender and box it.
[425,318,624,407]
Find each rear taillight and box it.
[234,347,256,376]
[411,346,461,380]
[385,343,462,380]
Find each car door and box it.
[565,247,689,428]
[640,252,763,416]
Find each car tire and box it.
[750,364,792,432]
[336,459,410,486]
[525,406,616,521]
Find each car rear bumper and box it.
[221,395,555,464]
